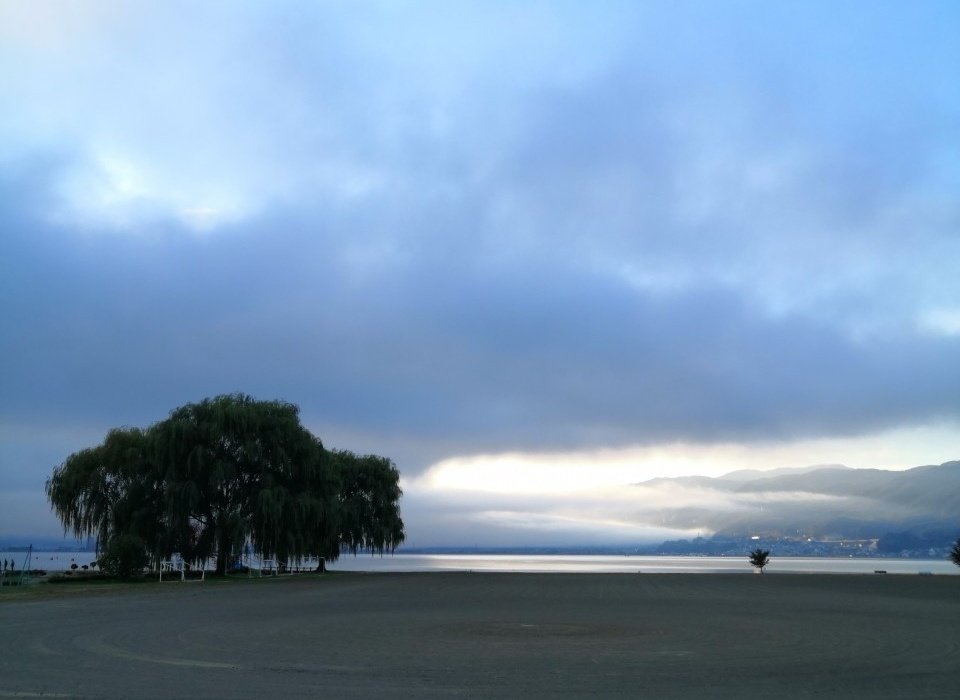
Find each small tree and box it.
[949,539,960,567]
[749,548,770,574]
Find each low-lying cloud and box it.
[400,460,957,547]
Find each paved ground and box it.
[1,572,958,698]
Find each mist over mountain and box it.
[633,460,960,540]
[720,464,851,482]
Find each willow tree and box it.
[153,394,337,576]
[333,450,405,557]
[47,394,402,577]
[46,426,166,567]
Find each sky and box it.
[1,1,958,547]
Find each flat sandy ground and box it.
[2,572,957,699]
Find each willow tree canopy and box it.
[47,394,404,576]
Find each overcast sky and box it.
[1,1,958,546]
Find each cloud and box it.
[400,451,960,547]
[920,308,960,337]
[399,480,702,548]
[2,155,959,465]
[1,2,958,541]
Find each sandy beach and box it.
[2,572,957,698]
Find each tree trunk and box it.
[315,558,326,573]
[215,528,230,577]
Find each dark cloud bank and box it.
[2,157,958,482]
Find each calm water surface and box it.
[328,553,959,575]
[9,551,958,575]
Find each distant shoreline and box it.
[1,545,954,560]
[6,551,957,576]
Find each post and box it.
[18,545,32,586]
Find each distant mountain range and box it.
[719,463,851,482]
[632,460,959,540]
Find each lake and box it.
[8,551,958,575]
[327,553,959,575]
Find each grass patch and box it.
[0,568,337,603]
